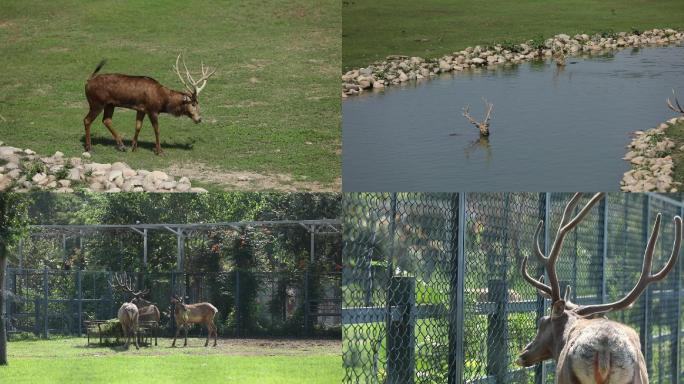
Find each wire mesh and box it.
[343,193,684,384]
[3,269,340,339]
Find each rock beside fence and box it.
[621,117,684,192]
[342,28,684,97]
[0,145,207,193]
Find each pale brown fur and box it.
[117,302,139,350]
[170,296,218,347]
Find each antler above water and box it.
[667,89,684,114]
[462,98,493,136]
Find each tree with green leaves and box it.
[0,193,31,366]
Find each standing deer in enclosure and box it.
[170,295,218,347]
[518,193,682,383]
[83,53,216,155]
[462,98,493,136]
[667,89,684,115]
[110,272,160,345]
[117,302,139,350]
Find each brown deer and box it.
[170,295,218,347]
[109,272,161,343]
[117,302,139,350]
[667,89,684,115]
[83,53,216,155]
[462,98,493,136]
[518,193,681,383]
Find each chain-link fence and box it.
[342,193,684,383]
[3,268,341,339]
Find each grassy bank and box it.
[1,338,341,383]
[667,121,684,184]
[342,0,684,70]
[0,0,340,190]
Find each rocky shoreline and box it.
[621,117,684,192]
[342,28,684,97]
[0,144,207,193]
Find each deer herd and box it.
[109,272,218,349]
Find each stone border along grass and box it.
[341,28,684,97]
[0,144,207,193]
[621,117,684,192]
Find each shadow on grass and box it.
[74,340,157,353]
[79,135,195,152]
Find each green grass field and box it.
[667,122,684,183]
[0,338,341,383]
[342,0,684,70]
[0,0,340,191]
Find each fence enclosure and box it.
[342,193,684,383]
[3,268,341,339]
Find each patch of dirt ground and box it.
[81,338,340,357]
[165,163,340,192]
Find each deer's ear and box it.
[551,300,566,318]
[182,95,191,103]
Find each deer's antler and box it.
[520,193,605,302]
[667,89,684,114]
[575,214,681,317]
[462,99,494,135]
[109,272,149,298]
[173,53,217,96]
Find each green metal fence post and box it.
[304,269,310,336]
[235,270,240,337]
[487,279,508,383]
[387,275,415,384]
[599,197,607,303]
[43,267,48,339]
[534,192,549,384]
[448,193,464,384]
[674,203,683,383]
[77,269,82,337]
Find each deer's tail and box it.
[89,59,107,79]
[593,350,611,384]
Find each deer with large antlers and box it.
[83,53,216,155]
[110,272,160,330]
[667,89,684,115]
[462,99,493,136]
[518,193,681,383]
[170,295,218,347]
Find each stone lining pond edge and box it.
[0,144,207,193]
[342,28,684,98]
[621,117,684,192]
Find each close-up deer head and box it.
[462,98,493,136]
[172,53,217,124]
[518,193,681,383]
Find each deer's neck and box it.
[552,314,578,360]
[163,89,187,116]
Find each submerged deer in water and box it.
[462,98,493,136]
[518,192,681,383]
[83,54,216,154]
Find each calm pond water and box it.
[343,44,684,191]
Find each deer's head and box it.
[173,53,216,124]
[517,193,682,367]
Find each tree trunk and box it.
[0,244,7,365]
